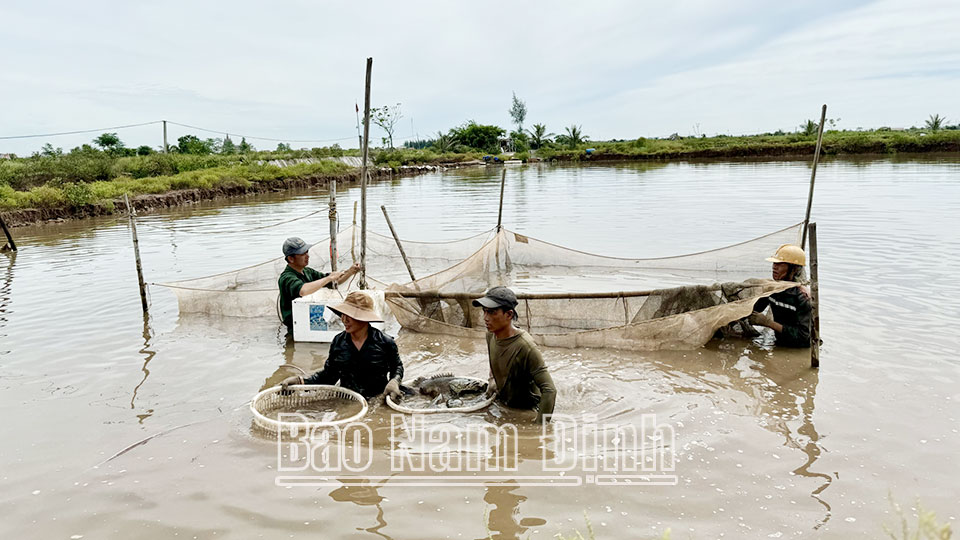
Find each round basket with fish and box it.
[387,373,495,414]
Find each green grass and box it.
[0,160,350,211]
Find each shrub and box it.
[63,182,95,207]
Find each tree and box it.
[526,123,554,149]
[799,120,819,136]
[371,103,402,148]
[276,142,292,152]
[136,145,154,156]
[93,132,124,153]
[925,114,946,132]
[562,124,586,148]
[449,121,504,153]
[40,143,63,157]
[509,130,530,153]
[238,137,254,153]
[221,136,236,154]
[431,131,458,153]
[509,92,527,132]
[177,135,212,155]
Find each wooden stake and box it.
[802,104,827,248]
[359,57,373,289]
[351,200,358,264]
[0,213,17,252]
[381,205,416,282]
[329,179,338,275]
[808,222,820,368]
[124,194,149,313]
[162,120,168,154]
[496,167,506,231]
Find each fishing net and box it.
[250,384,368,433]
[384,223,803,351]
[155,224,493,318]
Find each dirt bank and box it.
[0,163,468,228]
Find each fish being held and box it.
[411,373,488,408]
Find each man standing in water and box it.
[278,237,361,335]
[280,291,404,401]
[473,286,556,423]
[749,244,812,347]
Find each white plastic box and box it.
[292,289,387,342]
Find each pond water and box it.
[1,157,959,538]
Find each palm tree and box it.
[925,114,946,132]
[564,124,586,148]
[799,120,818,136]
[526,123,555,149]
[431,131,458,153]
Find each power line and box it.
[165,121,357,144]
[0,121,163,140]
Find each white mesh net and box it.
[157,221,803,351]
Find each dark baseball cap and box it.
[282,237,313,257]
[472,286,518,309]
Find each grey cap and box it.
[472,286,518,310]
[282,237,312,257]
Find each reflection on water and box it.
[3,157,960,538]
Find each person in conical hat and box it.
[280,291,404,401]
[278,236,362,335]
[749,244,813,348]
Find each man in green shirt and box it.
[278,237,361,333]
[472,286,556,423]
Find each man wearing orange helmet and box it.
[749,244,812,348]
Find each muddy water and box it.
[2,157,959,538]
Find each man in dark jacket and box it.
[750,244,812,348]
[281,291,403,400]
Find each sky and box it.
[1,0,958,155]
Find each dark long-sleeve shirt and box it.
[753,286,812,348]
[303,327,404,398]
[486,330,556,421]
[278,265,333,331]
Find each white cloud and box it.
[1,0,957,154]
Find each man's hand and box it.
[485,377,498,398]
[748,311,776,328]
[384,378,402,401]
[280,375,303,395]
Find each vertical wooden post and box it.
[359,57,373,289]
[496,167,506,231]
[808,222,820,368]
[802,104,827,248]
[0,214,17,252]
[351,200,358,264]
[124,194,149,313]
[162,120,168,154]
[329,179,338,275]
[381,205,416,282]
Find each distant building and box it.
[0,153,15,160]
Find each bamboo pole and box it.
[801,104,827,248]
[0,213,16,252]
[496,167,506,231]
[808,222,820,368]
[351,200,358,264]
[380,205,416,282]
[124,194,149,313]
[329,179,338,275]
[162,120,168,154]
[359,57,373,289]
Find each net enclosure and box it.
[158,221,803,351]
[155,224,492,318]
[384,223,803,350]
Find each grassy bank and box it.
[379,129,960,166]
[0,160,351,212]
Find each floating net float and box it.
[250,384,368,433]
[387,374,495,414]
